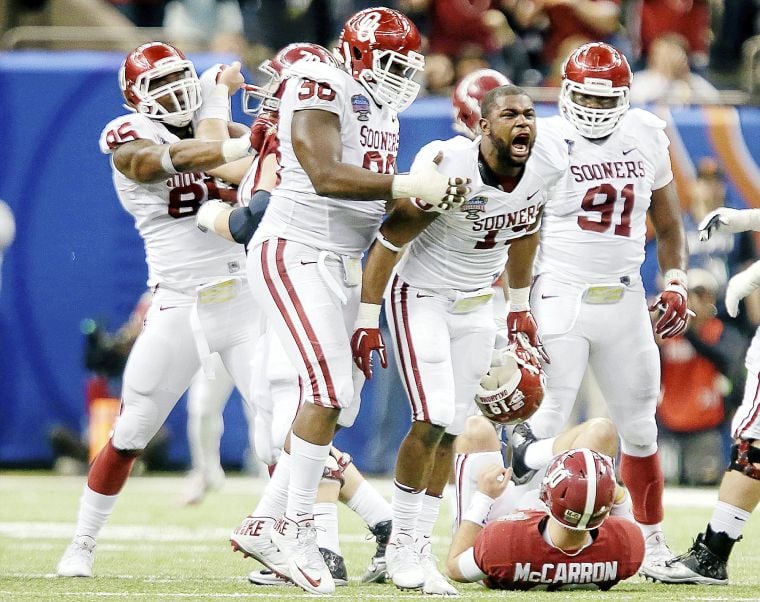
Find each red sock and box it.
[87,440,137,496]
[620,452,664,524]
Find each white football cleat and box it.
[248,568,293,586]
[386,532,425,590]
[271,515,335,595]
[640,530,674,572]
[57,535,96,577]
[230,515,290,579]
[420,541,459,596]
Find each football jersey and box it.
[535,109,673,283]
[474,510,644,591]
[396,134,567,291]
[99,114,245,289]
[251,62,394,257]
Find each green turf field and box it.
[1,472,759,601]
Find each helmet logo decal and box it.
[355,11,382,43]
[545,462,571,488]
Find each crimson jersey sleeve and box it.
[473,511,644,590]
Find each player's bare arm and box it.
[649,181,688,276]
[505,229,540,290]
[112,137,251,184]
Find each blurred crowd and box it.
[4,0,760,100]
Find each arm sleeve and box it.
[228,190,270,245]
[457,547,488,583]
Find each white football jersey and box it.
[535,109,673,282]
[99,114,245,289]
[251,62,395,257]
[396,134,567,291]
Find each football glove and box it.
[351,303,387,379]
[698,207,760,241]
[506,310,549,363]
[725,260,760,318]
[648,271,690,337]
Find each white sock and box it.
[415,494,442,554]
[75,486,119,539]
[253,451,291,518]
[639,522,663,539]
[523,436,556,470]
[345,481,392,529]
[314,501,341,555]
[391,480,424,539]
[709,501,751,540]
[286,434,331,519]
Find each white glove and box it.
[698,207,760,241]
[726,260,760,317]
[196,199,230,233]
[392,151,470,213]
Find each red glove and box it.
[649,278,689,338]
[506,310,550,363]
[249,111,278,154]
[351,303,387,379]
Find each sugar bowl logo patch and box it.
[463,195,488,220]
[351,94,371,121]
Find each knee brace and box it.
[728,439,760,480]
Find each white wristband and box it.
[196,200,229,233]
[508,287,531,312]
[745,209,760,231]
[355,302,382,329]
[375,231,402,253]
[221,135,251,163]
[198,84,230,122]
[462,491,494,526]
[160,144,178,174]
[663,269,687,287]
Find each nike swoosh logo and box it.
[622,148,637,155]
[541,294,558,299]
[527,190,541,200]
[300,261,317,265]
[297,566,322,588]
[159,305,178,311]
[416,293,433,298]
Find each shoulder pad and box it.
[285,61,345,85]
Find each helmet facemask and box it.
[350,44,424,113]
[121,59,202,128]
[559,76,629,139]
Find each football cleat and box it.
[319,547,348,586]
[419,541,459,596]
[247,568,292,586]
[385,532,424,591]
[57,535,96,577]
[230,515,290,579]
[641,532,728,585]
[640,530,674,571]
[509,422,538,485]
[361,519,392,583]
[271,515,335,594]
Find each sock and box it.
[286,434,331,519]
[74,485,119,539]
[704,523,741,561]
[314,502,341,555]
[709,500,751,540]
[88,440,136,496]
[391,480,424,539]
[620,451,664,525]
[415,493,442,554]
[345,481,392,529]
[253,452,291,518]
[523,436,556,470]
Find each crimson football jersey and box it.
[474,510,644,590]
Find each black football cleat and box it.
[509,422,538,485]
[319,547,348,586]
[641,532,728,585]
[361,519,392,583]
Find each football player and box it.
[507,42,689,572]
[228,6,469,595]
[57,41,260,578]
[641,206,760,585]
[191,45,395,586]
[351,84,567,593]
[446,446,644,590]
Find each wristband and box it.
[160,144,178,175]
[508,287,531,312]
[462,491,494,526]
[221,136,252,163]
[663,268,687,287]
[197,84,230,122]
[375,231,402,253]
[355,302,382,329]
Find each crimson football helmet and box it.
[474,342,544,425]
[335,7,425,112]
[559,42,631,139]
[540,448,617,530]
[242,43,338,116]
[452,69,512,137]
[119,41,202,128]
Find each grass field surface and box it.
[1,472,759,601]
